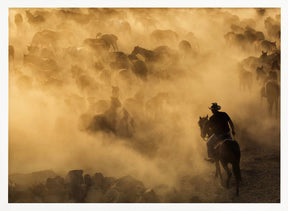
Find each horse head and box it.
[256,65,264,72]
[198,115,209,139]
[261,51,267,58]
[131,46,140,55]
[128,53,138,61]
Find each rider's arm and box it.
[228,119,236,136]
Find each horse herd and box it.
[9,10,201,141]
[9,9,281,198]
[233,15,281,117]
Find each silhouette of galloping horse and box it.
[198,116,242,196]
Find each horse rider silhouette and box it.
[205,103,236,162]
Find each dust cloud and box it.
[9,8,280,190]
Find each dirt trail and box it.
[176,141,280,203]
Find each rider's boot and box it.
[205,148,215,163]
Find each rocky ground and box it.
[9,169,162,203]
[8,139,280,203]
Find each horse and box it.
[178,40,192,54]
[131,46,158,63]
[256,65,266,84]
[98,33,118,52]
[128,54,148,81]
[83,38,110,53]
[198,116,242,196]
[83,33,118,54]
[239,67,253,91]
[26,10,45,25]
[255,40,277,53]
[262,80,280,117]
[86,97,135,138]
[109,51,130,70]
[14,13,23,27]
[31,30,61,49]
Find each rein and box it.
[199,118,210,142]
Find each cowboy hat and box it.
[209,102,221,110]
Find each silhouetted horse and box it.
[262,80,280,117]
[131,46,179,80]
[260,40,277,53]
[131,46,158,63]
[198,116,241,196]
[83,34,118,53]
[128,54,148,81]
[256,65,266,84]
[239,67,252,91]
[131,46,178,63]
[26,10,45,25]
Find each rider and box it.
[206,103,236,162]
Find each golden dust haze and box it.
[9,8,280,190]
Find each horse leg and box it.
[215,160,222,181]
[232,162,241,196]
[113,42,118,51]
[221,161,232,188]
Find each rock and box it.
[85,188,105,203]
[92,172,104,189]
[141,189,160,203]
[84,174,92,187]
[66,170,84,185]
[43,176,68,202]
[104,188,120,203]
[29,183,46,200]
[9,170,160,203]
[66,170,86,202]
[105,175,145,202]
[46,176,65,190]
[102,176,116,192]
